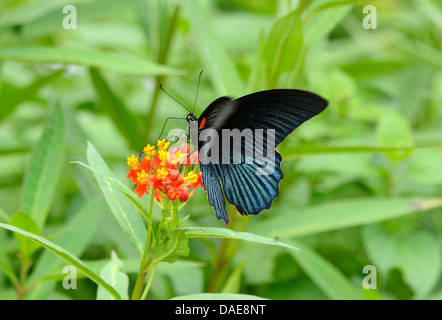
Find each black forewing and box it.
[198,97,238,133]
[224,89,328,146]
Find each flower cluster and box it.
[126,140,202,203]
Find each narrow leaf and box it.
[264,10,303,86]
[22,104,64,229]
[0,70,62,122]
[179,227,299,251]
[282,144,414,160]
[89,68,143,149]
[171,293,267,300]
[0,246,17,285]
[251,198,442,238]
[0,223,121,300]
[71,160,147,214]
[396,234,441,299]
[304,5,352,47]
[27,199,102,285]
[150,230,189,266]
[221,261,244,294]
[0,46,181,76]
[182,0,243,96]
[288,239,361,300]
[97,251,129,300]
[86,142,147,255]
[10,211,40,263]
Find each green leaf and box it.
[429,291,442,300]
[156,261,204,296]
[342,60,408,79]
[0,207,10,224]
[247,31,268,92]
[0,245,17,285]
[135,0,175,62]
[85,142,147,255]
[251,198,442,238]
[376,111,414,148]
[151,230,189,265]
[0,223,121,300]
[10,211,40,263]
[238,245,279,285]
[27,199,102,285]
[408,149,442,185]
[0,289,16,300]
[0,70,62,122]
[39,259,203,282]
[182,0,243,96]
[0,46,181,76]
[221,261,244,294]
[363,225,441,299]
[71,160,147,215]
[1,0,122,28]
[397,67,432,125]
[282,144,414,160]
[170,293,267,300]
[396,233,440,299]
[97,251,129,300]
[362,224,399,273]
[414,0,442,32]
[307,0,371,15]
[396,37,442,70]
[304,5,352,47]
[89,68,143,149]
[4,0,135,40]
[180,227,299,251]
[264,10,303,86]
[288,239,362,300]
[21,104,64,229]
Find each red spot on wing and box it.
[199,117,206,130]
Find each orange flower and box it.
[126,140,202,204]
[134,183,149,198]
[127,155,139,169]
[143,144,156,157]
[126,168,139,185]
[139,157,151,172]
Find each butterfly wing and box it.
[200,163,229,223]
[226,89,328,146]
[211,150,283,216]
[197,89,327,224]
[197,97,238,133]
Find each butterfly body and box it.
[187,89,327,224]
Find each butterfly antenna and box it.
[192,70,203,114]
[160,84,192,114]
[155,116,186,144]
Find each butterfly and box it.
[185,89,328,224]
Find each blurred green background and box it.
[0,0,441,300]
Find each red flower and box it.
[134,183,149,198]
[126,168,139,185]
[126,140,202,204]
[179,190,189,202]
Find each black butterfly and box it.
[185,89,328,224]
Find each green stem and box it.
[131,192,155,300]
[146,191,156,255]
[17,259,32,300]
[140,264,158,300]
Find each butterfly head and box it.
[186,113,198,123]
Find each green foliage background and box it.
[0,0,441,300]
